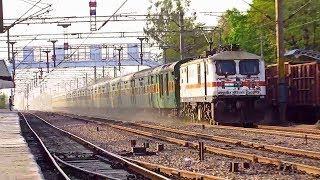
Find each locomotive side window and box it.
[216,60,236,76]
[239,60,259,75]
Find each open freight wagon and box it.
[266,61,320,123]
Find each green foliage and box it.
[144,0,209,62]
[0,94,6,109]
[218,0,320,64]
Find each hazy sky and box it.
[1,0,252,58]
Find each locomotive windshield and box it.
[216,60,236,76]
[239,60,260,75]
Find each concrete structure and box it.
[0,110,43,179]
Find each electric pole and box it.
[49,40,58,67]
[276,0,287,122]
[179,10,185,60]
[43,49,51,73]
[137,37,148,65]
[116,47,122,74]
[9,41,16,83]
[162,46,169,64]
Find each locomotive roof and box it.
[210,51,262,60]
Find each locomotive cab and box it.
[180,50,266,126]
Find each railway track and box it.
[20,112,170,180]
[46,112,320,178]
[199,124,320,140]
[257,125,320,135]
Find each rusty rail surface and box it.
[127,159,224,180]
[202,124,320,140]
[134,123,320,159]
[49,112,320,177]
[257,125,320,135]
[28,113,170,180]
[32,112,224,180]
[20,112,71,180]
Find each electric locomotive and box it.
[180,46,266,125]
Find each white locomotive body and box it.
[180,51,266,125]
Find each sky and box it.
[0,0,252,59]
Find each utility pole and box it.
[276,0,287,122]
[6,28,10,61]
[260,35,264,58]
[0,0,3,33]
[137,37,148,66]
[209,38,213,51]
[162,46,169,64]
[9,41,16,83]
[179,10,185,60]
[115,47,122,74]
[85,73,88,87]
[49,40,58,67]
[94,66,97,83]
[43,49,51,73]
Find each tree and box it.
[144,0,210,62]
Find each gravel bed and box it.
[125,124,320,168]
[35,112,317,180]
[137,120,320,153]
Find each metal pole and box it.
[179,11,185,60]
[102,66,105,77]
[6,28,9,61]
[116,47,122,73]
[276,0,287,122]
[9,41,16,83]
[0,0,3,33]
[162,46,168,64]
[43,50,50,73]
[94,66,97,83]
[50,40,58,67]
[76,78,78,88]
[85,73,88,87]
[260,34,264,58]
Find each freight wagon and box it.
[267,49,320,123]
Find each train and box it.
[52,45,267,126]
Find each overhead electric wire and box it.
[240,0,273,21]
[284,0,312,22]
[98,0,129,30]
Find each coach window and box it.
[166,73,169,95]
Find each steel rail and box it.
[19,112,71,180]
[127,158,224,180]
[52,154,118,180]
[61,114,320,177]
[41,112,224,179]
[134,123,320,159]
[257,125,320,135]
[28,112,171,180]
[109,123,320,177]
[201,124,320,140]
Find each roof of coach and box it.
[109,76,122,84]
[120,72,135,82]
[133,67,155,79]
[152,62,175,74]
[210,51,262,60]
